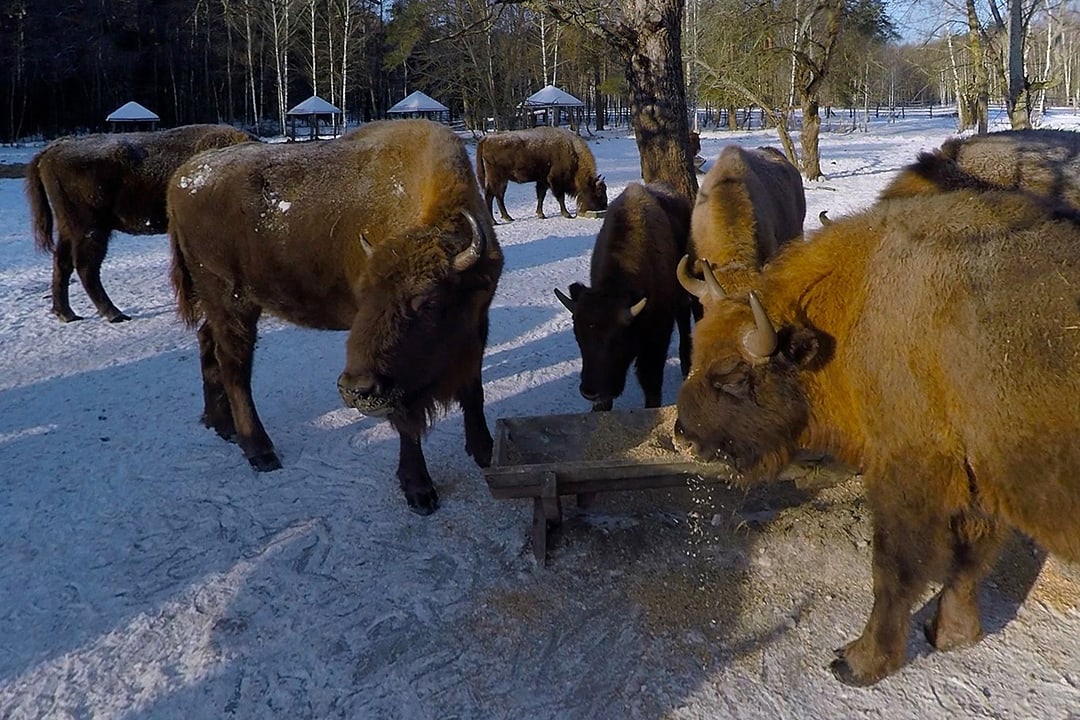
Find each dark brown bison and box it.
[679,145,805,313]
[167,119,503,515]
[25,124,255,322]
[675,188,1080,686]
[554,181,693,411]
[880,128,1080,208]
[475,126,607,222]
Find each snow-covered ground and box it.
[2,108,1079,719]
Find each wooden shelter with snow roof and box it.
[522,85,585,129]
[286,95,343,140]
[387,90,450,122]
[106,101,159,132]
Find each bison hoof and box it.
[406,488,440,516]
[248,452,283,472]
[106,311,132,323]
[55,310,84,323]
[829,656,880,687]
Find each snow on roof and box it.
[105,101,160,122]
[387,90,449,114]
[523,85,584,107]
[286,95,342,116]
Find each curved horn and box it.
[819,210,833,226]
[621,296,648,324]
[553,287,576,313]
[742,291,778,360]
[453,209,486,271]
[701,259,726,299]
[359,233,375,258]
[677,255,709,298]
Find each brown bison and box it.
[167,119,504,515]
[880,128,1080,208]
[675,188,1080,686]
[679,145,805,313]
[554,181,693,411]
[25,124,254,322]
[475,126,607,222]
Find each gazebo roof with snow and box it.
[523,85,584,108]
[285,95,343,140]
[388,90,449,115]
[106,101,159,131]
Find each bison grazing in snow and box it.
[554,182,693,411]
[475,126,607,222]
[679,145,805,313]
[25,124,255,322]
[675,188,1080,686]
[167,119,503,515]
[880,128,1080,209]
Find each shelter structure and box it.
[522,85,585,129]
[387,90,450,123]
[286,95,343,140]
[106,101,159,132]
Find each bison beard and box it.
[168,119,503,516]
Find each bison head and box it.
[675,267,820,480]
[555,282,646,411]
[337,210,495,436]
[578,174,608,214]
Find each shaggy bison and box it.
[679,145,805,312]
[475,126,607,222]
[880,128,1080,208]
[675,188,1080,686]
[554,182,693,411]
[25,124,254,322]
[168,119,503,515]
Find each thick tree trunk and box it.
[800,99,823,179]
[620,0,698,200]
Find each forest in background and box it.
[2,0,1079,143]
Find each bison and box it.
[554,181,693,411]
[25,124,254,322]
[475,126,607,222]
[880,128,1080,209]
[679,145,805,313]
[674,188,1080,686]
[167,119,503,515]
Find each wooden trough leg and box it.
[531,471,562,565]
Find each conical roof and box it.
[106,101,160,122]
[287,95,342,115]
[523,85,584,107]
[388,90,449,113]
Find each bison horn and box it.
[554,287,576,313]
[819,210,833,226]
[453,209,486,271]
[623,296,647,323]
[359,233,375,257]
[701,259,726,299]
[677,255,708,298]
[742,291,778,361]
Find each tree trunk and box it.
[966,0,989,134]
[620,0,697,200]
[1006,0,1030,128]
[800,99,822,179]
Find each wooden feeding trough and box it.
[483,405,858,564]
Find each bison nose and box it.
[337,370,396,417]
[579,385,601,402]
[338,370,378,398]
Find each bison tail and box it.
[25,155,54,253]
[475,137,487,188]
[169,228,201,328]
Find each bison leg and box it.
[73,229,129,322]
[534,183,550,218]
[205,303,281,472]
[196,320,236,442]
[396,431,439,515]
[831,487,942,686]
[925,513,1003,651]
[552,190,572,219]
[49,234,82,322]
[487,184,513,223]
[636,323,675,408]
[675,301,693,377]
[456,376,493,468]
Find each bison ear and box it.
[780,327,821,368]
[568,282,586,301]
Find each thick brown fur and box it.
[556,182,693,410]
[475,126,607,222]
[687,145,805,307]
[26,124,255,322]
[676,188,1080,686]
[168,119,504,515]
[880,129,1080,210]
